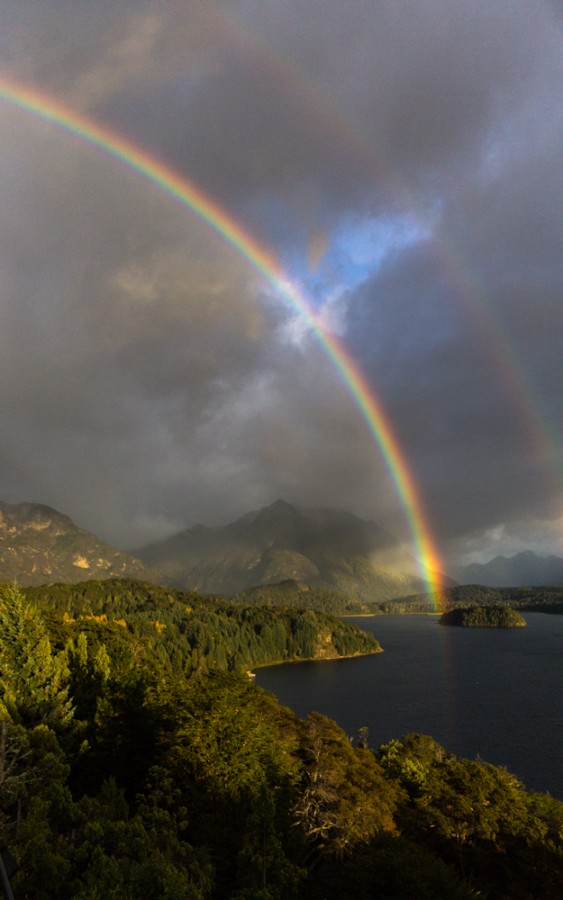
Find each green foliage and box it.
[369,599,430,614]
[65,632,111,721]
[154,674,305,897]
[439,604,526,627]
[310,834,479,899]
[376,733,563,898]
[231,580,371,615]
[23,579,380,676]
[0,586,73,727]
[162,673,299,801]
[497,584,563,613]
[376,733,448,796]
[293,713,398,859]
[403,583,563,614]
[0,580,560,898]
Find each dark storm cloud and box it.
[0,109,379,545]
[0,1,561,561]
[344,137,563,555]
[5,1,554,215]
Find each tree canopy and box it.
[0,581,559,898]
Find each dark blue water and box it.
[255,613,563,798]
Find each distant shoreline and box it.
[250,645,383,674]
[341,611,440,618]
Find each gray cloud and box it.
[0,0,561,564]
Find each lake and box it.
[255,612,563,798]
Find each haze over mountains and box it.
[2,498,561,597]
[135,498,431,600]
[0,498,429,599]
[452,551,563,588]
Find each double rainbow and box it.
[0,75,445,601]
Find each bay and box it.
[255,612,563,798]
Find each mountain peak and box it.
[0,499,156,586]
[138,499,431,600]
[0,500,73,527]
[256,499,300,519]
[269,498,296,511]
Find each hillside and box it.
[0,581,562,900]
[0,501,158,586]
[231,579,373,615]
[0,498,449,603]
[22,577,382,672]
[136,499,439,601]
[396,583,563,613]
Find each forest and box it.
[22,579,380,674]
[0,580,561,898]
[439,605,527,628]
[230,581,563,619]
[230,581,372,616]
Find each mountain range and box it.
[0,501,155,586]
[135,498,434,600]
[0,498,432,600]
[452,551,563,587]
[3,498,560,599]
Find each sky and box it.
[0,0,561,568]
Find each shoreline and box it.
[341,611,441,618]
[250,645,383,674]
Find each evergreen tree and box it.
[0,586,72,728]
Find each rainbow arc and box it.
[0,75,445,602]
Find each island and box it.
[439,604,526,628]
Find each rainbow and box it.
[0,75,445,601]
[222,9,562,504]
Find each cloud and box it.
[0,0,560,563]
[0,104,385,546]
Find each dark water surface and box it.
[255,613,563,798]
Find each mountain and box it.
[0,498,450,601]
[452,550,563,587]
[0,501,157,586]
[137,498,439,601]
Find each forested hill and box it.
[0,582,562,898]
[439,605,527,628]
[230,579,431,616]
[398,583,563,613]
[231,579,372,614]
[22,578,381,673]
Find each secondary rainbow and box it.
[0,75,445,601]
[223,10,562,506]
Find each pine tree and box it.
[0,586,73,728]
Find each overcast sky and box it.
[0,0,561,566]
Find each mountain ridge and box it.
[136,498,436,601]
[1,497,449,601]
[452,550,563,587]
[0,500,158,586]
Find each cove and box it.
[255,613,563,798]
